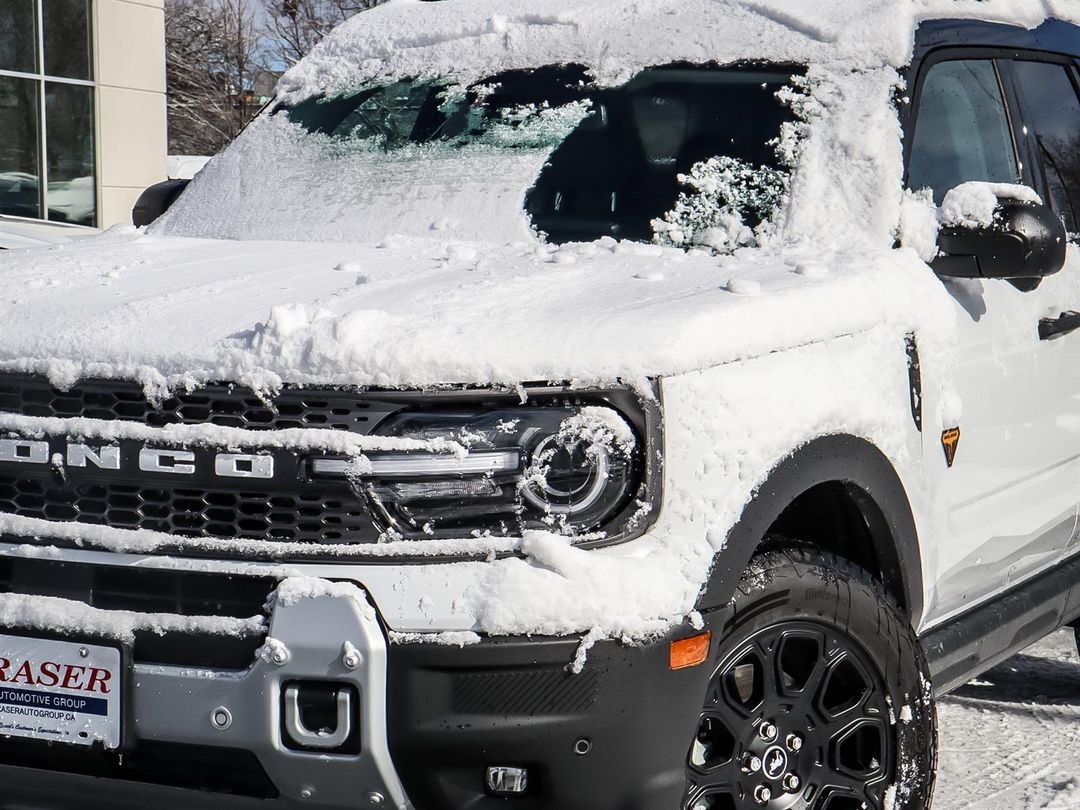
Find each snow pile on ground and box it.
[937,629,1080,809]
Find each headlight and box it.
[310,390,659,545]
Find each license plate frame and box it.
[0,629,130,750]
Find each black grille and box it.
[0,374,409,553]
[0,558,274,668]
[0,373,399,432]
[0,476,375,545]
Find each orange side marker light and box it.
[670,631,712,671]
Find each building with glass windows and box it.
[0,0,166,228]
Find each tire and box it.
[683,547,937,810]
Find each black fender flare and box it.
[695,434,924,623]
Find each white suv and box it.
[0,3,1077,810]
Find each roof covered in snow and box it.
[276,0,1080,102]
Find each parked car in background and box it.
[0,213,98,249]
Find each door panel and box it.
[925,273,1080,622]
[911,56,1080,623]
[1010,59,1080,561]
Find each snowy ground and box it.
[936,628,1080,809]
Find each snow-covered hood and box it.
[0,230,949,394]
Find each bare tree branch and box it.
[261,0,384,66]
[165,0,384,154]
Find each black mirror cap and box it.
[932,200,1067,281]
[132,178,191,228]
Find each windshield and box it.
[279,63,800,248]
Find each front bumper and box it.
[0,576,712,810]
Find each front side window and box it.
[283,64,800,249]
[1010,60,1080,235]
[908,59,1020,203]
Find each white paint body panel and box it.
[920,244,1080,626]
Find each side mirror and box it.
[932,198,1067,280]
[132,179,191,227]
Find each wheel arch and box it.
[695,434,924,623]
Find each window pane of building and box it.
[0,0,37,74]
[43,0,92,80]
[45,81,95,225]
[0,75,42,219]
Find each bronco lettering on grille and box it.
[0,439,275,480]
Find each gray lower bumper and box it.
[128,582,407,809]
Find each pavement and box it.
[936,628,1080,808]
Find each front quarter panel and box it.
[656,325,927,624]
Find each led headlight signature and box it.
[311,399,651,542]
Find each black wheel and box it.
[683,548,937,810]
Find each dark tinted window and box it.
[44,81,95,225]
[0,75,41,219]
[1011,60,1080,234]
[42,0,92,80]
[0,0,95,225]
[908,60,1020,202]
[0,0,36,73]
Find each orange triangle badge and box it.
[941,427,961,468]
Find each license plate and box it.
[0,634,122,748]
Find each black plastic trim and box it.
[923,550,1080,695]
[905,334,923,432]
[386,623,711,810]
[695,434,923,623]
[0,738,277,800]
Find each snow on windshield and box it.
[157,64,800,249]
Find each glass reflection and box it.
[43,0,92,80]
[0,0,36,74]
[0,76,42,219]
[45,82,95,225]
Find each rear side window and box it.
[1010,60,1080,234]
[908,60,1020,203]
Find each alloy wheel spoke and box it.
[816,772,886,810]
[684,783,739,810]
[686,619,894,810]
